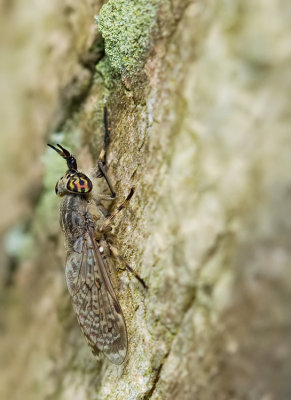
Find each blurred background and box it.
[0,0,291,399]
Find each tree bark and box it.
[1,0,291,399]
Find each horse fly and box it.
[48,108,146,364]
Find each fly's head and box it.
[48,144,93,197]
[55,172,93,196]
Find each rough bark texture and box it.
[1,0,291,399]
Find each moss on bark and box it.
[97,0,159,74]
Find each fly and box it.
[48,108,146,364]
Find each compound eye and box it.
[67,174,92,193]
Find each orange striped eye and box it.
[67,174,92,193]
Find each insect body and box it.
[48,137,137,364]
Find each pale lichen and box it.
[97,0,159,74]
[95,56,117,89]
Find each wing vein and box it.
[66,228,128,364]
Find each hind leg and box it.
[106,240,147,289]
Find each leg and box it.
[100,188,135,232]
[95,107,116,198]
[97,238,113,274]
[108,241,147,289]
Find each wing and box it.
[65,229,128,364]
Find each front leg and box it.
[97,158,116,198]
[93,107,116,198]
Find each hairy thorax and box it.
[59,194,103,251]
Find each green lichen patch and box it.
[95,56,117,89]
[97,0,159,74]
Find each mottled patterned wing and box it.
[65,230,128,364]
